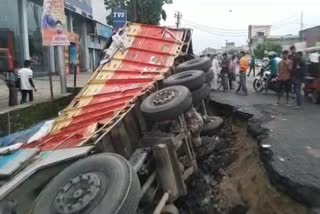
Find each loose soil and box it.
[177,117,307,214]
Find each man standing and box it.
[236,51,249,95]
[247,55,256,77]
[220,53,230,92]
[18,60,37,104]
[229,55,237,90]
[3,61,19,107]
[291,52,305,109]
[210,54,220,91]
[277,50,292,105]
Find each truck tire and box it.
[201,116,224,137]
[32,153,141,214]
[192,84,210,105]
[205,69,214,83]
[163,70,205,91]
[176,58,212,73]
[161,204,180,214]
[141,86,192,122]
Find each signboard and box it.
[113,9,127,30]
[65,0,93,19]
[96,23,112,39]
[41,0,70,46]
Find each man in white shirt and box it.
[210,54,220,90]
[18,60,37,104]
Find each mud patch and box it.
[177,120,307,214]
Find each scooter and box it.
[253,68,279,93]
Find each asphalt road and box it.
[210,76,320,208]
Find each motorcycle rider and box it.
[263,53,279,93]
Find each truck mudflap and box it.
[23,23,191,151]
[0,146,93,200]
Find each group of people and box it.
[2,60,37,107]
[207,45,306,109]
[209,51,252,96]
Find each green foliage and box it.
[105,0,172,25]
[254,43,282,59]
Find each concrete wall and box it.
[0,94,74,135]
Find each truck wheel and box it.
[161,204,179,214]
[141,86,192,122]
[201,116,224,137]
[176,58,212,73]
[192,84,210,105]
[205,69,214,83]
[32,153,141,214]
[312,91,320,104]
[163,70,205,91]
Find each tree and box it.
[254,42,282,59]
[105,0,172,26]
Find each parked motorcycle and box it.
[253,68,279,93]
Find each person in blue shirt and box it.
[41,1,56,29]
[264,54,279,78]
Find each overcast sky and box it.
[161,0,320,53]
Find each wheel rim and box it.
[53,172,106,214]
[153,89,177,106]
[254,80,263,92]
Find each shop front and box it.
[64,32,80,75]
[0,0,23,67]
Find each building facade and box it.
[0,0,112,75]
[300,26,320,48]
[248,25,271,40]
[266,35,300,50]
[250,31,300,52]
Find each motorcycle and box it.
[253,68,279,93]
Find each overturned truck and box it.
[0,23,222,214]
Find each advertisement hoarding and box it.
[42,0,70,46]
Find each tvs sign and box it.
[113,9,127,30]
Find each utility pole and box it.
[300,11,304,31]
[174,11,182,28]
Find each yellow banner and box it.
[41,0,70,46]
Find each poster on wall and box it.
[41,0,70,46]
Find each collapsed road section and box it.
[206,91,320,213]
[176,101,307,214]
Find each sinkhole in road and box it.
[176,103,307,214]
